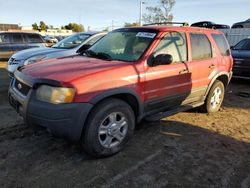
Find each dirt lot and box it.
[0,64,250,187]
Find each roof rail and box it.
[143,22,189,27]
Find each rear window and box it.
[26,34,44,43]
[12,33,24,43]
[190,33,212,61]
[212,34,230,56]
[0,33,10,44]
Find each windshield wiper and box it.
[85,50,112,61]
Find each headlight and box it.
[24,55,47,66]
[36,85,76,104]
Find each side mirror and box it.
[77,44,92,54]
[148,54,173,67]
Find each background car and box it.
[191,21,230,29]
[7,31,107,76]
[231,38,250,79]
[43,35,59,44]
[0,32,46,61]
[232,18,250,28]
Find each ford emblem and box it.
[17,83,22,90]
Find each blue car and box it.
[0,32,46,61]
[232,38,250,79]
[7,31,106,76]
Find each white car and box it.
[7,31,106,76]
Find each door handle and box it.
[179,69,189,75]
[209,64,216,69]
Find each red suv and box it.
[9,25,233,157]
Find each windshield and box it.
[86,29,157,62]
[233,39,250,50]
[52,33,91,49]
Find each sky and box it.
[0,0,249,30]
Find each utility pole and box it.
[111,20,114,31]
[139,1,145,26]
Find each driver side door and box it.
[144,31,192,113]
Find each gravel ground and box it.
[0,65,249,187]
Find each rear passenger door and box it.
[10,33,27,53]
[0,33,13,60]
[186,33,216,102]
[144,31,192,112]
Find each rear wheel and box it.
[82,98,135,157]
[202,80,225,113]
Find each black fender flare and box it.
[89,87,144,121]
[204,71,232,97]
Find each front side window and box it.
[86,34,105,46]
[153,32,187,63]
[52,34,91,49]
[26,34,44,43]
[212,34,230,56]
[86,29,157,62]
[190,33,212,61]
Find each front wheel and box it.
[202,80,225,113]
[82,98,135,157]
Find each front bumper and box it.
[8,73,93,141]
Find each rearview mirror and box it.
[148,54,173,67]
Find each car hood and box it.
[232,50,250,59]
[21,56,127,83]
[12,47,67,60]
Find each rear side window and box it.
[0,33,10,44]
[212,34,230,56]
[12,33,24,43]
[26,34,44,43]
[153,32,187,63]
[190,33,212,61]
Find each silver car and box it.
[7,31,106,76]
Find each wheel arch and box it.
[205,72,231,97]
[89,88,144,123]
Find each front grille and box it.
[14,79,31,96]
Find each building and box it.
[0,24,19,31]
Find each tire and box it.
[82,98,135,157]
[202,80,225,113]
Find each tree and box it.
[102,27,109,32]
[39,21,48,31]
[32,23,39,30]
[62,23,85,32]
[143,0,176,23]
[124,22,140,27]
